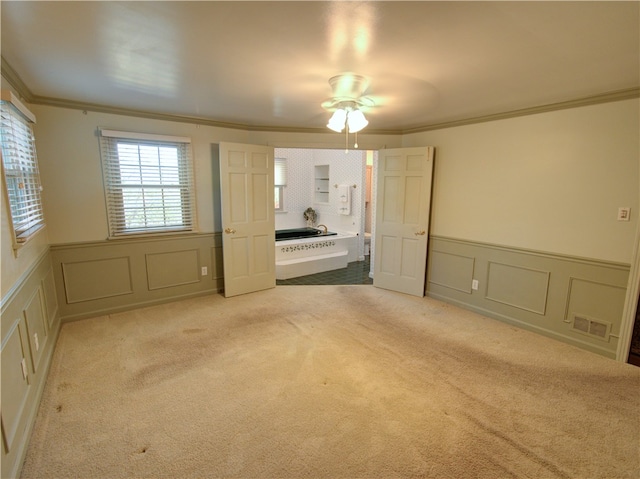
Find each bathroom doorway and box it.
[628,295,640,366]
[274,147,374,285]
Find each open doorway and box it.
[274,147,376,285]
[628,295,640,366]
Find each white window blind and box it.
[0,92,45,244]
[275,158,288,186]
[274,158,287,211]
[99,129,195,237]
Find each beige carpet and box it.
[20,286,640,479]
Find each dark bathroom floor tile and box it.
[276,256,372,286]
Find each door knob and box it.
[414,230,426,236]
[224,227,236,234]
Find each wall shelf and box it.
[314,165,330,203]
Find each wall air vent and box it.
[572,314,611,341]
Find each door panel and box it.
[253,235,270,273]
[379,235,397,274]
[404,176,423,223]
[382,176,400,221]
[400,238,419,278]
[374,147,434,297]
[220,143,275,297]
[252,173,269,221]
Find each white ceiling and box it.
[2,1,638,133]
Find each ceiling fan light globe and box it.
[327,108,347,132]
[327,122,344,132]
[347,109,368,133]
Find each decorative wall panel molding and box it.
[50,233,220,322]
[429,250,475,293]
[42,269,58,329]
[210,243,224,279]
[485,261,550,315]
[1,249,60,479]
[565,277,626,342]
[427,236,630,358]
[1,320,31,452]
[23,289,48,373]
[146,249,200,290]
[62,257,133,304]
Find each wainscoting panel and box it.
[427,236,630,358]
[23,288,49,374]
[146,249,200,290]
[62,257,133,303]
[42,268,58,329]
[50,233,222,322]
[1,250,60,479]
[486,262,550,315]
[565,278,626,342]
[429,250,475,294]
[1,318,31,452]
[210,240,224,280]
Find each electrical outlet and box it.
[201,266,208,276]
[472,279,479,291]
[34,332,39,351]
[617,207,631,221]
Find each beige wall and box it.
[30,105,401,245]
[1,208,50,299]
[403,99,639,264]
[31,105,249,244]
[2,98,638,300]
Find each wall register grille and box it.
[572,314,611,341]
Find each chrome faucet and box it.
[316,224,328,233]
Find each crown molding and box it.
[402,87,640,134]
[1,56,34,102]
[2,57,638,135]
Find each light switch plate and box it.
[618,207,631,221]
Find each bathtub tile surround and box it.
[280,240,337,252]
[275,233,356,280]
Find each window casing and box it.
[99,129,195,237]
[0,91,45,247]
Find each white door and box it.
[219,142,275,297]
[373,147,434,297]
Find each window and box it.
[0,91,45,246]
[275,158,287,211]
[99,129,195,237]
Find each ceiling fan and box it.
[321,73,375,149]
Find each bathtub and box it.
[275,227,336,241]
[275,229,355,280]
